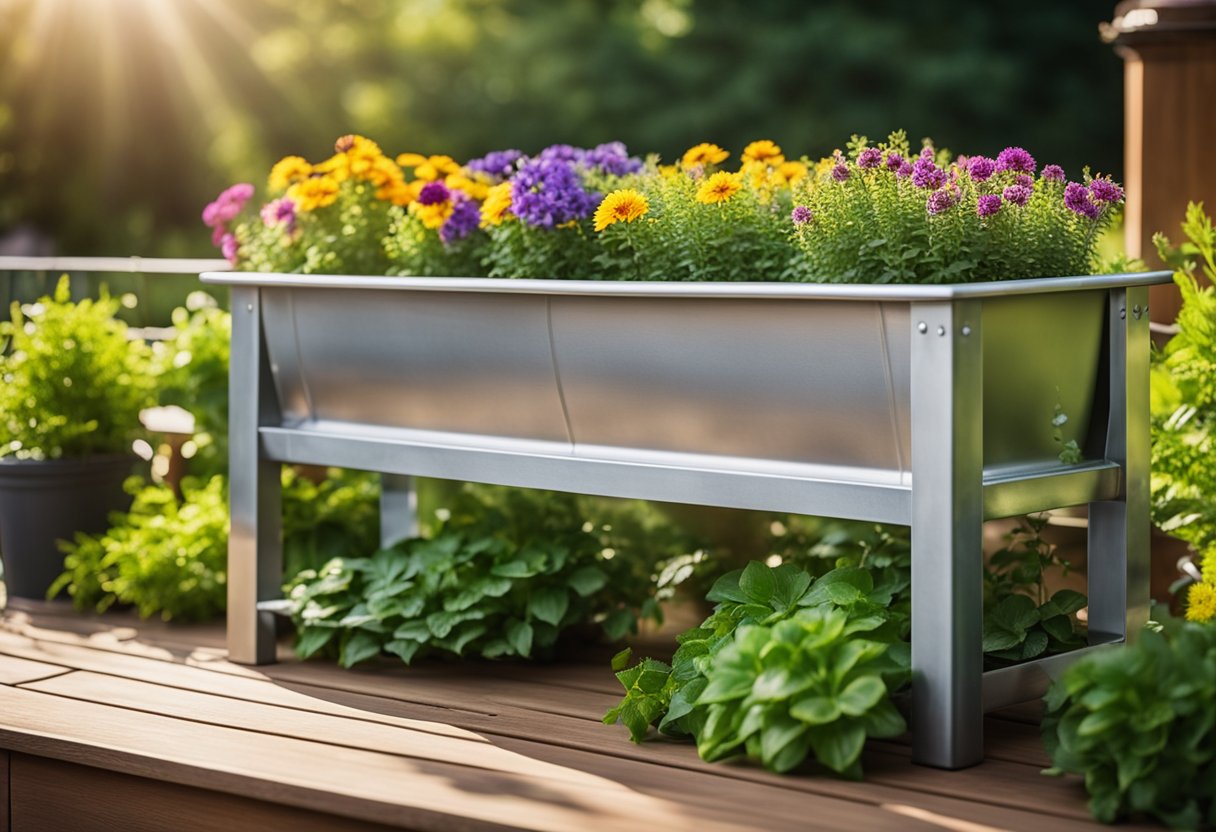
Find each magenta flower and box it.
[791,205,813,225]
[1003,184,1032,207]
[1064,182,1100,219]
[995,147,1036,175]
[220,233,239,264]
[831,162,851,182]
[418,181,452,206]
[912,157,946,189]
[896,161,913,179]
[1089,178,1124,204]
[884,152,905,172]
[926,189,955,215]
[260,198,296,230]
[1041,164,1066,183]
[1014,174,1034,189]
[857,148,882,169]
[967,156,996,183]
[976,194,1003,217]
[202,183,254,227]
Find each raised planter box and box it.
[202,269,1170,770]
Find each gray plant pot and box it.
[0,454,137,599]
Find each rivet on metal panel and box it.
[1132,304,1142,319]
[247,303,254,312]
[937,325,946,336]
[1120,306,1126,320]
[961,325,972,337]
[917,321,928,333]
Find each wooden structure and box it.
[1105,0,1216,323]
[0,600,1163,831]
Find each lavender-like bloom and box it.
[202,183,255,227]
[831,161,851,182]
[884,152,905,172]
[1089,178,1124,203]
[926,189,955,215]
[912,156,946,189]
[1014,174,1034,189]
[791,205,813,225]
[538,144,583,164]
[417,181,451,206]
[857,148,882,169]
[583,142,644,176]
[1041,164,1066,183]
[1064,182,1100,219]
[511,157,599,228]
[260,198,296,230]
[919,146,935,160]
[976,194,1003,218]
[220,232,239,264]
[440,194,481,244]
[967,156,996,183]
[1003,184,1032,207]
[896,161,913,179]
[995,146,1036,174]
[465,149,525,181]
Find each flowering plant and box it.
[209,131,1124,285]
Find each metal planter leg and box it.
[380,473,418,548]
[910,301,985,769]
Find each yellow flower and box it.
[1186,581,1216,623]
[741,139,784,167]
[696,171,743,205]
[594,189,650,232]
[396,152,428,168]
[681,143,729,170]
[345,137,386,179]
[314,153,351,183]
[413,155,461,182]
[287,175,341,212]
[268,156,312,193]
[410,200,453,230]
[814,156,835,180]
[480,182,513,227]
[376,178,414,207]
[445,172,489,201]
[775,161,808,186]
[657,164,680,179]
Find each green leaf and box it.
[610,647,633,672]
[506,619,533,658]
[392,620,431,642]
[295,626,337,659]
[861,699,906,738]
[339,630,382,668]
[528,587,569,626]
[568,566,608,597]
[739,561,777,604]
[491,559,538,578]
[809,721,867,775]
[760,713,811,773]
[837,676,886,717]
[384,639,421,664]
[601,609,636,641]
[790,696,841,726]
[705,569,747,604]
[992,595,1040,633]
[697,670,754,705]
[752,666,815,702]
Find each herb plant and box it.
[0,276,153,460]
[1042,616,1216,827]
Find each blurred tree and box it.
[0,0,1122,257]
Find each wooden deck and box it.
[0,599,1156,832]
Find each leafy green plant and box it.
[286,484,689,667]
[1042,616,1216,828]
[0,275,153,459]
[982,515,1087,668]
[604,560,910,778]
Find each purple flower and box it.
[1089,178,1124,203]
[1064,182,1100,219]
[583,142,644,176]
[510,157,599,228]
[919,146,935,160]
[791,205,813,225]
[896,161,913,179]
[538,144,583,164]
[1041,164,1065,183]
[220,232,239,264]
[260,198,296,230]
[831,162,851,182]
[884,152,905,172]
[417,181,451,206]
[465,149,524,181]
[857,148,882,169]
[995,146,1036,174]
[967,156,996,183]
[440,193,481,244]
[1014,174,1034,189]
[1003,184,1032,207]
[202,182,255,228]
[926,189,955,215]
[976,194,1003,217]
[912,157,946,189]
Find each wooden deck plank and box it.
[0,684,723,832]
[0,654,70,686]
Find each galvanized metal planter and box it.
[202,269,1170,770]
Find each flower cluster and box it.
[211,131,1124,285]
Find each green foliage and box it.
[1042,618,1216,827]
[385,209,490,278]
[792,132,1118,284]
[1151,204,1216,555]
[0,276,153,459]
[604,560,910,777]
[286,484,691,666]
[53,467,381,622]
[982,515,1088,668]
[482,221,601,280]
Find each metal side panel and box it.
[551,296,910,475]
[263,286,571,444]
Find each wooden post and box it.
[1103,1,1216,325]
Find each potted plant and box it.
[0,276,153,598]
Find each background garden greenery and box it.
[0,0,1123,257]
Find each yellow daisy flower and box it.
[314,153,351,183]
[696,171,743,205]
[268,156,312,193]
[681,143,729,170]
[445,173,489,201]
[775,161,809,186]
[396,152,428,169]
[741,140,784,167]
[413,155,461,182]
[1186,581,1216,623]
[593,189,650,232]
[411,200,454,230]
[480,182,513,227]
[287,175,340,212]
